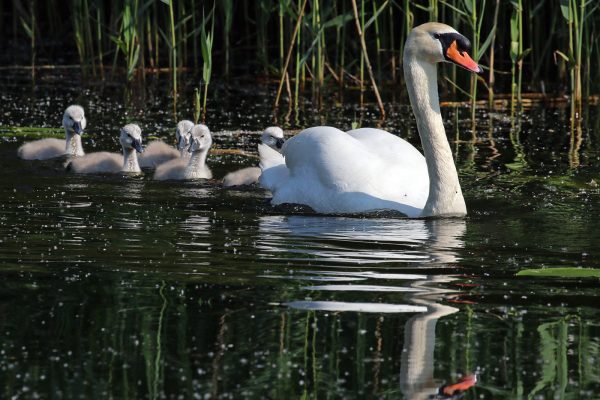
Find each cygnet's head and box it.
[261,127,285,151]
[119,124,144,153]
[404,22,481,73]
[176,120,194,151]
[189,124,212,153]
[62,105,87,135]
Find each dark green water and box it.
[1,70,600,399]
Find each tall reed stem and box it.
[274,0,308,110]
[351,0,385,118]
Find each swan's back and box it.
[263,126,429,216]
[68,152,122,174]
[283,127,384,191]
[18,138,65,160]
[222,167,261,187]
[153,158,187,181]
[346,128,425,169]
[139,141,179,168]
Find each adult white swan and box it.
[259,22,481,218]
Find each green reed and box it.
[222,0,233,76]
[556,0,596,115]
[8,0,600,123]
[166,0,177,94]
[199,8,214,121]
[12,0,36,79]
[113,0,141,81]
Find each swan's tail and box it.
[258,143,288,191]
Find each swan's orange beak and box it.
[446,41,481,73]
[439,374,477,397]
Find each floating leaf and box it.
[517,268,600,278]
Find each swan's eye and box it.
[433,33,441,40]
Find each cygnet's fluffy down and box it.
[222,127,285,187]
[18,105,87,160]
[138,120,195,168]
[153,124,212,181]
[68,124,144,174]
[138,141,179,168]
[222,167,262,187]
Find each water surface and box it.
[1,70,600,398]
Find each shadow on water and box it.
[1,70,600,398]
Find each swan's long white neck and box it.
[64,130,84,157]
[122,147,141,173]
[403,57,466,217]
[184,150,208,178]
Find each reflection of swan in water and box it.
[258,215,474,396]
[257,216,466,265]
[400,276,462,399]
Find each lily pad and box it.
[516,268,600,278]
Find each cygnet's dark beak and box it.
[276,138,285,149]
[132,139,143,153]
[73,121,83,135]
[178,137,188,151]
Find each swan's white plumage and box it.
[260,127,428,217]
[18,105,87,160]
[259,22,476,218]
[139,141,179,168]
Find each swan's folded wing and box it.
[346,128,425,169]
[282,126,385,192]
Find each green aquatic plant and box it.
[112,0,141,81]
[13,0,36,79]
[166,0,177,93]
[7,0,600,120]
[222,0,233,76]
[509,0,531,117]
[517,268,600,278]
[199,8,215,121]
